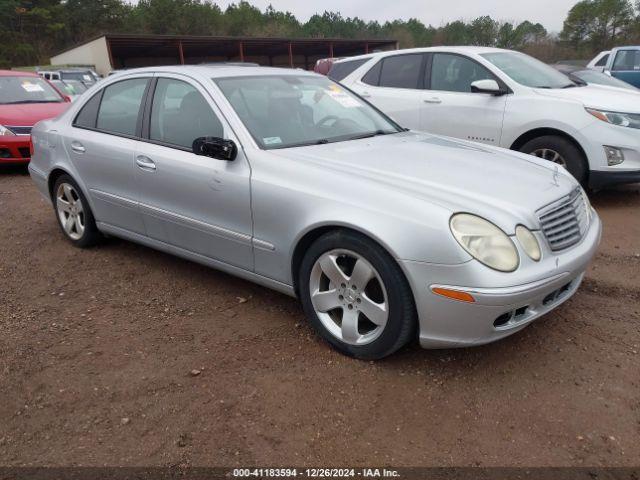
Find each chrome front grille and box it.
[538,188,589,251]
[7,126,32,135]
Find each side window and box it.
[362,61,382,86]
[595,54,609,67]
[96,78,148,136]
[378,54,423,89]
[328,59,369,81]
[430,53,494,93]
[612,50,640,71]
[74,91,103,128]
[150,78,223,149]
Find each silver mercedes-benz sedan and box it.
[28,65,601,359]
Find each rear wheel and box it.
[53,174,102,248]
[299,230,417,360]
[520,135,588,185]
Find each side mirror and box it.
[604,70,612,76]
[470,79,506,96]
[192,136,237,161]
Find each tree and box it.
[561,0,635,50]
[468,16,499,46]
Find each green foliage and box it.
[561,0,636,52]
[1,0,639,69]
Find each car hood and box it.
[0,102,69,127]
[533,84,640,113]
[269,132,578,232]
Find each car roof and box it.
[612,46,640,51]
[0,70,38,77]
[333,46,510,63]
[113,65,317,79]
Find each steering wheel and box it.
[316,115,340,128]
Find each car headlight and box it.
[579,187,593,224]
[450,214,519,272]
[586,108,640,129]
[0,124,16,136]
[515,225,541,262]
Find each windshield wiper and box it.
[346,130,395,141]
[1,99,63,104]
[271,138,330,149]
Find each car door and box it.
[350,53,427,129]
[134,74,253,270]
[63,75,152,235]
[420,53,508,146]
[607,49,640,88]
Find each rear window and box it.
[328,58,369,81]
[378,54,423,89]
[0,76,64,105]
[95,78,148,136]
[362,61,382,86]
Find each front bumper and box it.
[578,121,640,188]
[589,170,640,189]
[402,212,602,349]
[0,135,31,163]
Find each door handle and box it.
[360,91,371,98]
[70,141,85,153]
[135,155,156,172]
[423,97,442,104]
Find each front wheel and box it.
[298,230,417,360]
[520,135,588,186]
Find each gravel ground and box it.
[0,166,639,468]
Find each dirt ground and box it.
[0,165,639,468]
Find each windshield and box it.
[573,70,638,91]
[62,80,88,94]
[0,76,64,105]
[215,75,401,149]
[51,79,86,96]
[61,71,96,85]
[482,51,575,89]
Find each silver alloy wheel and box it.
[309,249,389,346]
[56,183,85,241]
[530,148,567,168]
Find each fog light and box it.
[0,148,11,158]
[604,146,625,166]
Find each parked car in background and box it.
[0,70,70,164]
[49,79,89,101]
[28,65,600,359]
[587,51,610,72]
[338,47,640,189]
[38,69,99,88]
[600,46,640,88]
[552,63,638,92]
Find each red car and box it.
[0,70,70,164]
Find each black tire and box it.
[52,174,102,248]
[298,230,417,360]
[520,135,588,186]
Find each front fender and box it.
[249,154,471,286]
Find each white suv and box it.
[335,47,640,188]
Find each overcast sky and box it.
[215,0,578,33]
